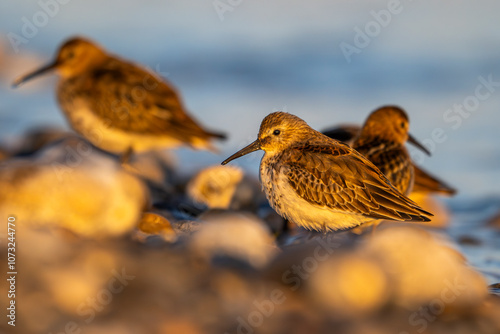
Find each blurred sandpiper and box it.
[352,106,429,195]
[222,112,432,232]
[322,107,456,196]
[12,36,226,160]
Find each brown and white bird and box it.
[322,106,456,196]
[12,36,226,159]
[351,106,429,195]
[222,112,432,232]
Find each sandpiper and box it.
[351,106,429,195]
[322,107,456,196]
[12,36,226,159]
[222,112,432,232]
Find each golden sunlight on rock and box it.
[136,211,177,242]
[310,253,389,317]
[0,137,149,237]
[187,165,244,209]
[363,226,488,309]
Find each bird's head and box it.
[12,36,107,87]
[360,105,430,155]
[222,112,314,165]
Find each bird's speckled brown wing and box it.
[282,141,432,222]
[354,138,413,195]
[323,125,455,196]
[64,58,225,141]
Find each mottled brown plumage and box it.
[222,112,432,232]
[13,36,226,156]
[352,106,419,195]
[322,109,456,196]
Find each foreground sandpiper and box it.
[351,106,430,195]
[222,112,432,232]
[12,36,226,159]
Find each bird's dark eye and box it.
[273,129,281,136]
[400,122,405,128]
[67,51,75,59]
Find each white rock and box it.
[309,251,390,317]
[187,165,244,209]
[363,226,487,309]
[0,137,149,237]
[190,211,277,268]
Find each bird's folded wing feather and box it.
[412,164,457,195]
[357,141,412,191]
[283,143,432,222]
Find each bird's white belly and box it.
[63,105,183,154]
[261,164,369,232]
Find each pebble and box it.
[0,137,149,237]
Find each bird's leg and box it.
[322,223,328,235]
[120,147,134,165]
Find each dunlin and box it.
[12,37,226,159]
[222,112,432,232]
[322,107,456,196]
[351,106,429,195]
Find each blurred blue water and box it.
[0,0,499,280]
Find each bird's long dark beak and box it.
[11,61,58,88]
[221,139,261,165]
[408,133,431,156]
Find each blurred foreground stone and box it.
[186,164,265,212]
[362,226,487,309]
[135,211,177,243]
[0,137,149,237]
[187,165,244,209]
[191,211,278,268]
